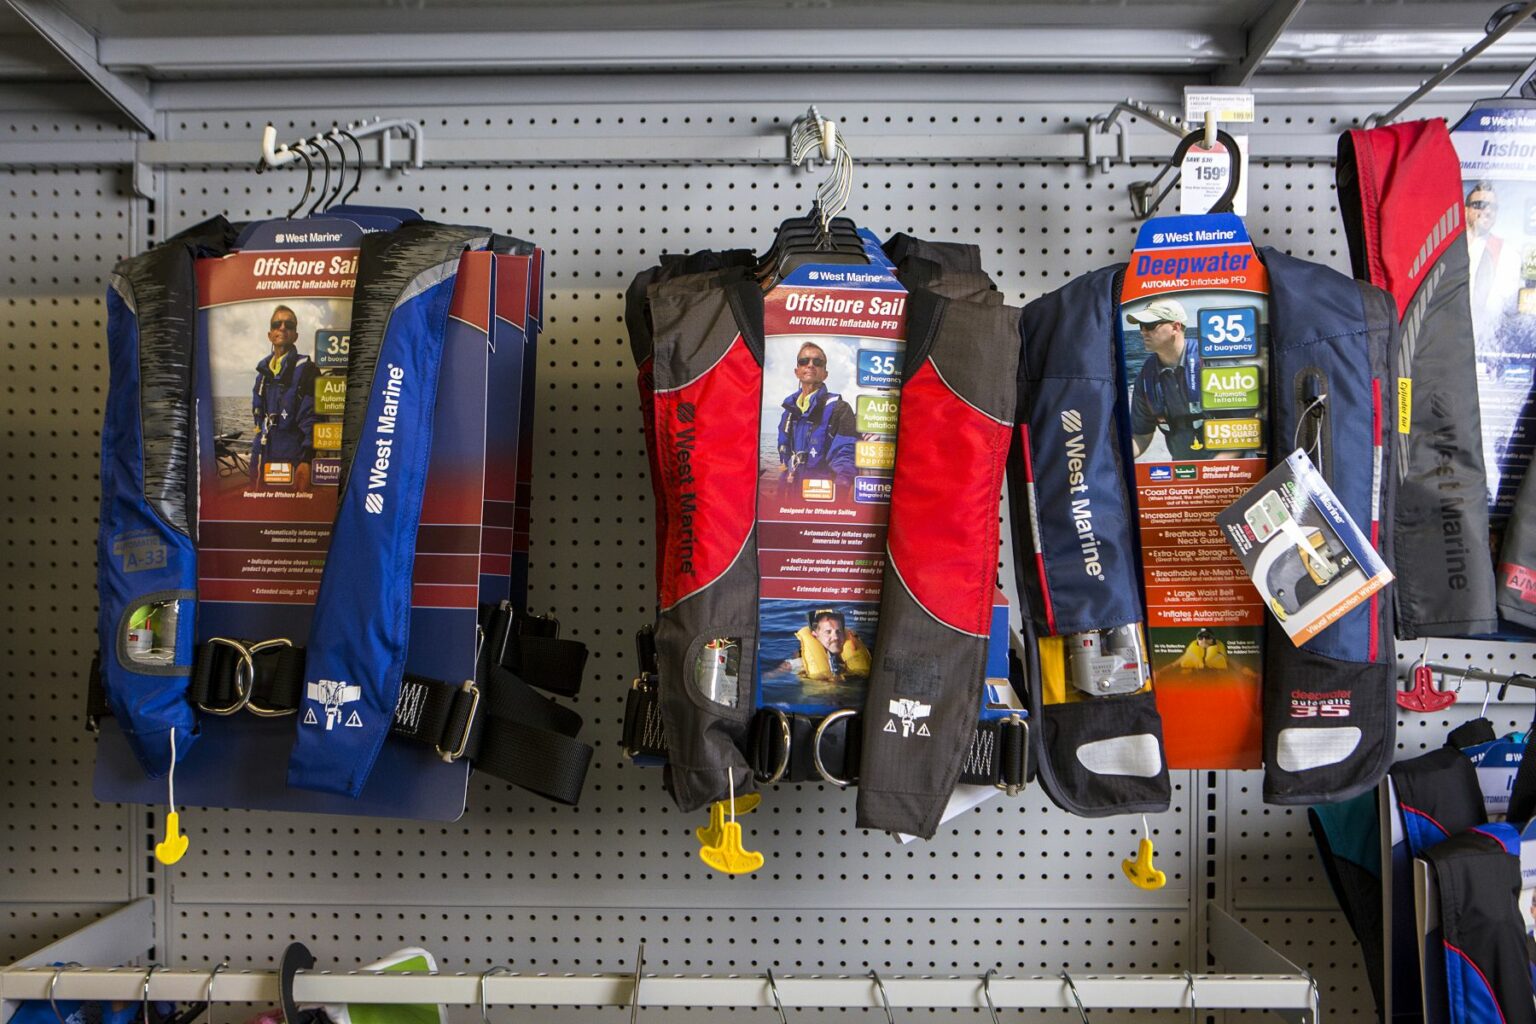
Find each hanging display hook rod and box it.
[260,118,426,173]
[1366,0,1536,126]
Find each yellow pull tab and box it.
[1121,837,1166,890]
[699,821,764,876]
[696,802,728,848]
[155,810,190,865]
[694,793,763,847]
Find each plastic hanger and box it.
[1131,127,1242,220]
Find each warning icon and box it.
[883,720,897,733]
[303,708,318,725]
[345,710,363,728]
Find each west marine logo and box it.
[1060,408,1105,579]
[365,363,405,514]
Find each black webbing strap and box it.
[88,603,593,804]
[621,677,1028,792]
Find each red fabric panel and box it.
[655,338,758,608]
[887,362,1009,635]
[1346,120,1465,319]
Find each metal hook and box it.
[479,965,511,1024]
[867,969,895,1024]
[982,967,1001,1024]
[628,941,644,1024]
[1059,970,1090,1024]
[141,962,163,1024]
[206,960,229,1007]
[49,961,82,1024]
[765,968,788,1024]
[283,147,315,220]
[1183,970,1197,1024]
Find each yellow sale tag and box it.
[1397,378,1412,434]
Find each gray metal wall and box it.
[5,76,1534,1022]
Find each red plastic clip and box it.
[1398,663,1457,713]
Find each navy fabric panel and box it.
[1017,265,1143,635]
[1263,247,1383,662]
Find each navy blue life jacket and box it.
[777,384,856,483]
[250,349,319,470]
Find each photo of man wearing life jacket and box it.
[252,304,319,490]
[1128,298,1205,461]
[776,609,871,683]
[777,341,858,493]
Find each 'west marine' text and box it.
[366,364,405,512]
[674,424,697,575]
[1061,410,1105,578]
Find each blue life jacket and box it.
[97,217,238,777]
[251,349,318,469]
[777,384,856,483]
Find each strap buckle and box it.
[198,637,253,715]
[436,680,481,763]
[245,638,297,717]
[812,708,859,788]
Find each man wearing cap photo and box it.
[1128,298,1206,460]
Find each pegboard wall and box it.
[7,81,1536,1023]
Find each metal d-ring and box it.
[812,708,859,788]
[198,637,253,715]
[758,707,792,785]
[765,967,788,1024]
[868,969,895,1024]
[1060,969,1090,1024]
[982,967,1001,1024]
[245,638,296,717]
[479,964,511,1024]
[49,961,83,1024]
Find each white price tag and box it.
[1180,135,1249,217]
[1183,88,1255,125]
